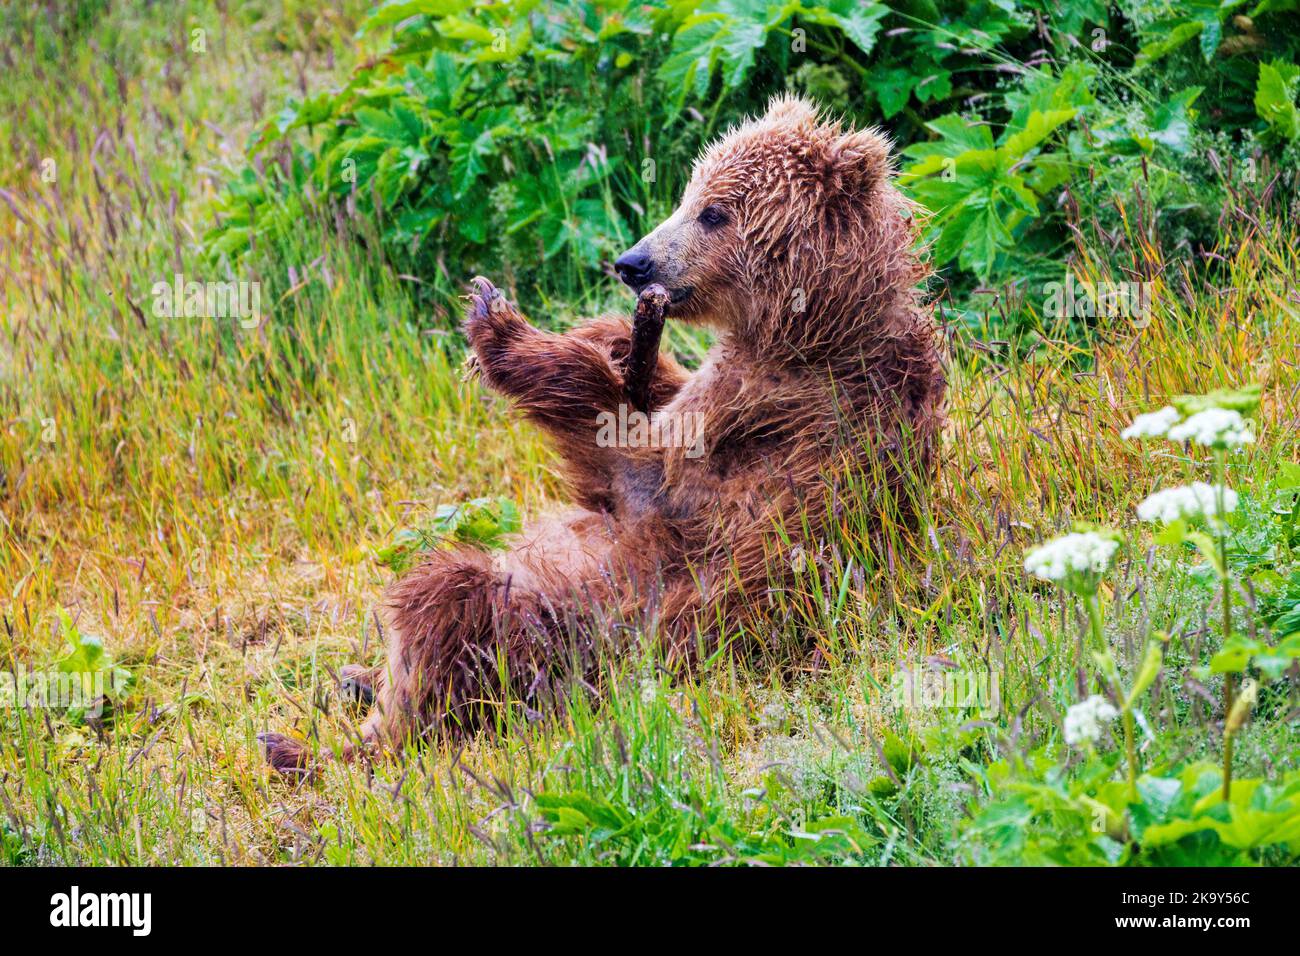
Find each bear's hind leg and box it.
[371,546,556,745]
[261,529,602,774]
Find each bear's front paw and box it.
[463,276,526,355]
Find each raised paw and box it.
[463,275,526,355]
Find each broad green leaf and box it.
[1001,109,1078,156]
[405,54,461,112]
[958,201,1014,279]
[361,0,470,33]
[1150,87,1203,154]
[1276,461,1300,491]
[1044,0,1109,33]
[913,70,952,103]
[995,176,1039,217]
[1255,60,1300,143]
[906,114,995,159]
[869,67,917,120]
[1185,529,1225,575]
[1127,636,1166,705]
[438,15,496,45]
[355,106,412,143]
[658,0,793,113]
[1199,18,1222,61]
[1173,383,1263,415]
[1135,21,1202,68]
[799,0,889,56]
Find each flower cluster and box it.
[1167,408,1254,450]
[1136,482,1238,524]
[1121,404,1254,450]
[1024,532,1119,595]
[1120,406,1179,440]
[1063,695,1118,747]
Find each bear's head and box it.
[616,95,925,357]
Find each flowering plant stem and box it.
[1214,450,1235,801]
[1086,592,1138,799]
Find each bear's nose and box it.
[614,249,654,289]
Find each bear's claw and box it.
[464,275,525,354]
[466,275,501,322]
[469,275,498,300]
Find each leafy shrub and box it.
[54,612,134,724]
[964,758,1300,865]
[207,0,1300,329]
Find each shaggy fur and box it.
[263,95,945,769]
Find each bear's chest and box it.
[609,362,831,524]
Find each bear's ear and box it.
[763,93,819,128]
[830,127,893,191]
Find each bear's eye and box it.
[697,205,728,229]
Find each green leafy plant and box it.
[901,65,1088,280]
[1255,58,1300,142]
[207,1,1300,328]
[657,0,890,117]
[53,611,133,723]
[375,495,522,572]
[533,786,878,865]
[965,758,1300,865]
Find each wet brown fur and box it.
[263,96,945,770]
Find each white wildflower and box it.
[1166,407,1254,450]
[1121,405,1180,440]
[1136,482,1238,524]
[1063,694,1119,747]
[1024,532,1119,594]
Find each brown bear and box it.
[261,95,945,771]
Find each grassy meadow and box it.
[1,1,1298,866]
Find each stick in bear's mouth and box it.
[624,283,668,414]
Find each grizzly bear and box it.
[261,95,945,771]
